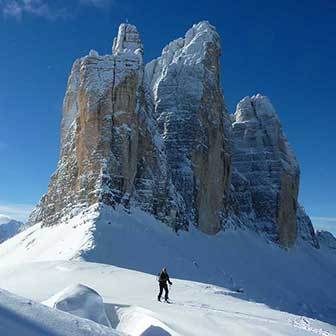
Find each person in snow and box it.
[157,267,172,302]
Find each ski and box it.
[156,299,173,304]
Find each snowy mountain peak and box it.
[0,215,23,244]
[153,20,220,73]
[112,23,143,55]
[0,215,12,225]
[234,94,278,122]
[317,230,336,250]
[184,20,220,48]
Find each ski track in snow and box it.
[0,260,335,336]
[289,317,335,336]
[172,299,280,323]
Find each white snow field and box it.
[0,261,335,336]
[0,205,335,335]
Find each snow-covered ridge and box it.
[0,215,13,225]
[1,205,336,326]
[145,20,220,95]
[317,230,336,251]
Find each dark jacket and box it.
[158,271,172,285]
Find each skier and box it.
[157,267,172,302]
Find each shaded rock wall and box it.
[231,94,300,247]
[145,21,231,234]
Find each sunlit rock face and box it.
[28,24,185,229]
[27,22,318,248]
[145,21,231,234]
[231,94,300,247]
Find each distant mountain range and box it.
[0,215,23,244]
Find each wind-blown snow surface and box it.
[0,288,122,336]
[43,284,111,327]
[0,205,335,334]
[0,261,335,336]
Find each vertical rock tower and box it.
[231,95,301,247]
[145,21,232,234]
[29,24,185,229]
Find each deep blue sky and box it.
[0,0,335,233]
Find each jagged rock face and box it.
[231,94,300,247]
[28,22,319,248]
[145,21,231,234]
[29,24,184,229]
[317,230,336,250]
[296,206,319,248]
[0,216,23,244]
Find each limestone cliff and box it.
[231,94,306,247]
[29,24,185,229]
[145,21,231,234]
[28,22,318,248]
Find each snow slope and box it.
[0,288,122,336]
[0,204,335,328]
[0,261,335,336]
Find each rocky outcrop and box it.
[317,230,336,250]
[145,21,231,234]
[29,24,185,230]
[0,216,23,244]
[28,22,318,248]
[296,206,319,247]
[231,94,300,247]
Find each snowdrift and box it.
[0,288,122,336]
[43,284,111,327]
